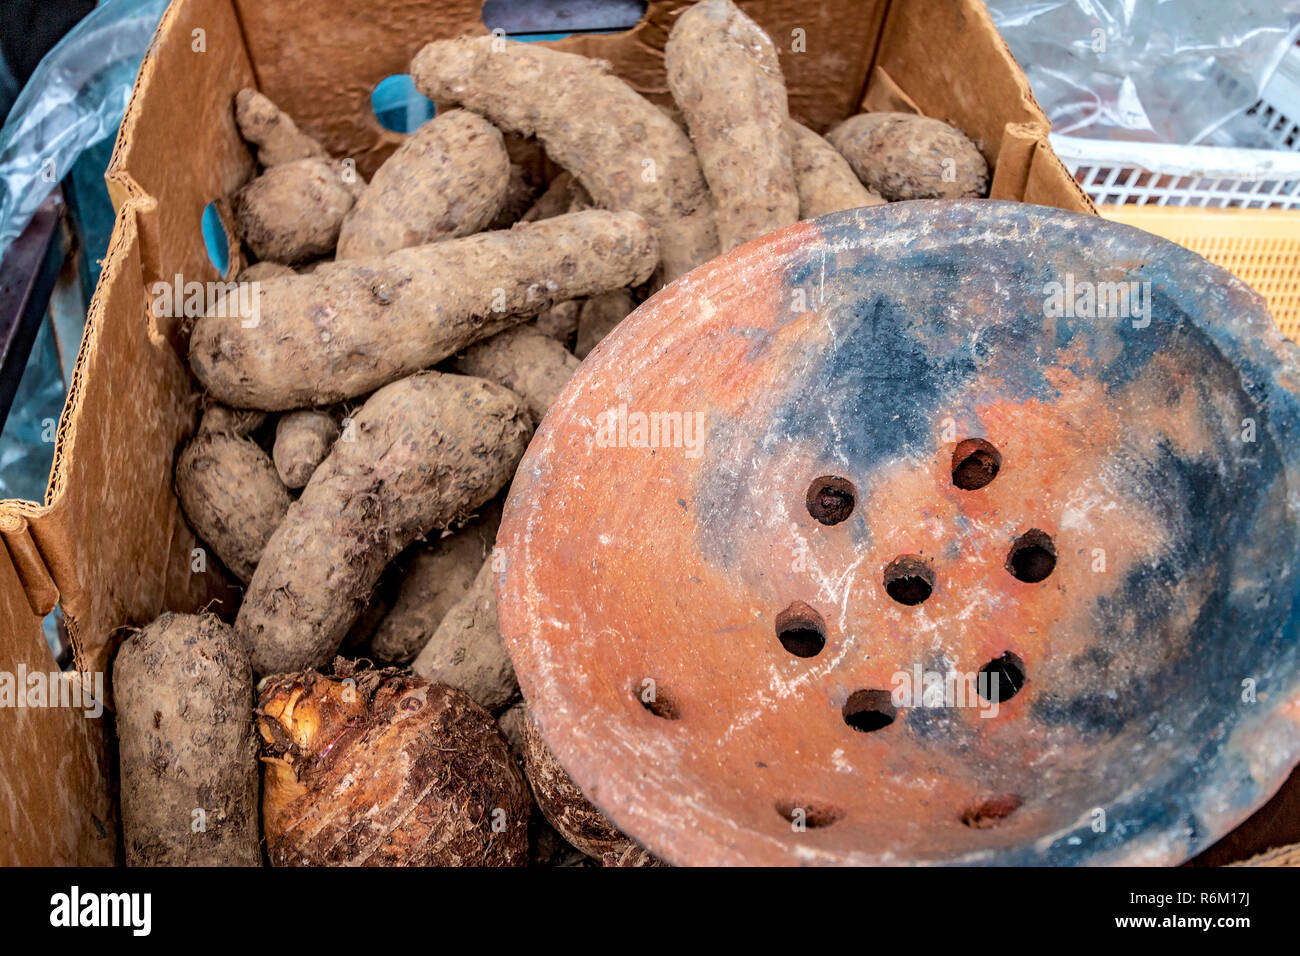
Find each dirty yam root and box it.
[232,157,356,264]
[258,663,529,866]
[412,37,717,281]
[175,427,290,583]
[665,0,797,251]
[237,372,531,676]
[371,502,501,664]
[234,88,327,167]
[114,613,260,866]
[272,409,339,489]
[190,209,658,410]
[337,109,510,259]
[411,557,517,711]
[453,325,579,424]
[826,111,989,201]
[574,288,635,359]
[788,119,884,218]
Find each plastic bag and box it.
[986,0,1300,146]
[0,0,167,261]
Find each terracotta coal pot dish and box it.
[498,200,1300,866]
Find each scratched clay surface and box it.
[497,201,1300,866]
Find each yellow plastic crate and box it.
[1101,205,1300,341]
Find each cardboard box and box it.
[0,0,1098,865]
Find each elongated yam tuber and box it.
[574,288,635,359]
[665,0,798,251]
[520,171,591,223]
[522,712,642,861]
[238,372,531,675]
[371,502,501,664]
[487,163,543,230]
[412,37,717,281]
[197,401,266,438]
[272,409,339,489]
[336,110,510,259]
[788,119,884,218]
[114,613,260,866]
[453,325,580,424]
[411,557,517,711]
[175,430,290,582]
[232,158,356,264]
[532,299,582,345]
[259,664,529,866]
[826,112,989,201]
[236,261,295,282]
[234,89,326,167]
[191,209,657,409]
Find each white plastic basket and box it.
[1051,46,1300,209]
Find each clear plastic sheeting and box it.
[0,0,167,262]
[986,0,1300,147]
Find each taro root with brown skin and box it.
[114,613,260,866]
[411,37,717,281]
[258,663,529,866]
[190,209,658,410]
[336,109,511,259]
[175,423,290,583]
[522,712,648,862]
[826,112,989,201]
[665,0,798,251]
[237,371,531,676]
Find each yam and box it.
[788,119,884,218]
[175,429,290,583]
[411,37,717,281]
[258,663,529,866]
[272,409,340,489]
[190,209,658,410]
[411,557,517,712]
[452,325,579,424]
[532,299,582,345]
[197,401,266,438]
[665,0,798,251]
[487,163,543,230]
[574,288,635,359]
[232,157,356,264]
[114,612,260,866]
[236,261,295,282]
[520,171,591,223]
[371,502,501,665]
[237,372,530,676]
[234,88,326,167]
[826,112,989,201]
[336,109,511,259]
